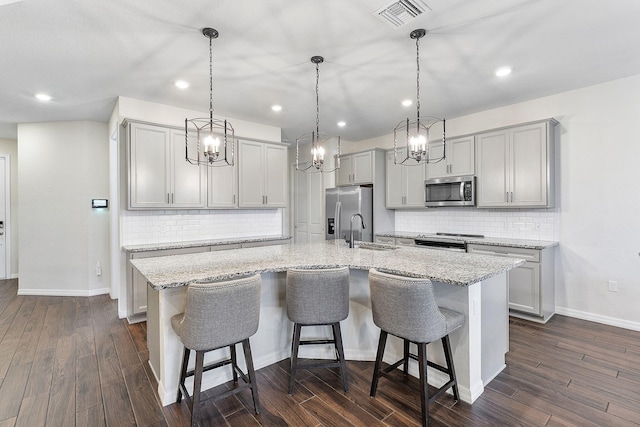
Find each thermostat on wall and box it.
[92,199,108,208]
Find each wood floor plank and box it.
[112,328,141,369]
[75,324,96,359]
[76,355,102,412]
[300,395,354,426]
[96,338,123,388]
[45,335,76,427]
[607,402,640,424]
[122,363,167,427]
[14,392,48,427]
[0,362,31,420]
[0,417,16,427]
[76,404,106,427]
[9,297,48,367]
[22,348,55,397]
[102,382,137,427]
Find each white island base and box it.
[146,269,508,407]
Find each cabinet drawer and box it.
[396,238,415,246]
[375,236,395,244]
[467,244,540,262]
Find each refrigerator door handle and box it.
[335,201,341,241]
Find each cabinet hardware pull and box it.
[265,195,268,205]
[171,193,174,204]
[233,194,236,204]
[167,193,170,204]
[510,192,513,203]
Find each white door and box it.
[0,156,7,279]
[294,168,325,243]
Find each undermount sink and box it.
[356,242,399,251]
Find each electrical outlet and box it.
[608,280,618,292]
[96,261,102,276]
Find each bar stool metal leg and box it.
[403,340,410,378]
[230,344,238,384]
[417,343,429,427]
[332,322,349,392]
[442,335,459,402]
[242,338,261,414]
[370,330,388,397]
[191,350,205,427]
[289,323,302,395]
[177,347,190,403]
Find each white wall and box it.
[353,73,640,329]
[0,139,18,277]
[17,121,110,296]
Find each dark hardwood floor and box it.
[0,278,639,426]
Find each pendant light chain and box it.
[415,35,421,125]
[209,34,214,122]
[315,61,320,137]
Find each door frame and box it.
[0,155,11,279]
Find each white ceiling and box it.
[2,0,640,142]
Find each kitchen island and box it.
[130,240,524,406]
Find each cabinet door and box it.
[404,160,426,207]
[385,151,404,208]
[264,144,287,207]
[131,267,148,315]
[476,130,509,207]
[509,262,541,315]
[425,141,448,179]
[238,140,265,208]
[170,130,207,208]
[208,140,238,208]
[449,136,475,176]
[335,155,353,186]
[511,123,548,206]
[352,151,373,184]
[129,123,171,208]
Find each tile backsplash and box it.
[395,208,558,241]
[121,209,283,245]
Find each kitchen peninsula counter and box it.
[131,241,524,407]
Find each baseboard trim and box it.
[556,306,640,332]
[10,273,18,279]
[17,287,111,297]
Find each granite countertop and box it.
[130,240,525,290]
[375,231,558,250]
[123,235,291,253]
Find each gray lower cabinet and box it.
[374,236,415,246]
[466,243,555,323]
[126,238,291,322]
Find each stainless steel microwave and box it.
[424,175,475,207]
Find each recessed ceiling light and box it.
[401,99,413,107]
[175,80,190,89]
[271,105,282,112]
[495,66,513,77]
[337,121,346,127]
[35,93,52,101]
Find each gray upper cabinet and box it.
[476,120,556,208]
[385,149,426,209]
[207,140,238,208]
[336,151,374,186]
[238,140,288,208]
[426,135,475,179]
[127,121,206,209]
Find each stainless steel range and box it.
[414,232,484,252]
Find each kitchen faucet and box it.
[348,213,366,248]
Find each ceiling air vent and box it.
[375,0,431,28]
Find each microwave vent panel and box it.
[374,0,431,28]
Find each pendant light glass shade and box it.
[394,29,446,166]
[185,27,235,167]
[296,56,341,173]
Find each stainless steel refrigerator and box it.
[325,186,373,243]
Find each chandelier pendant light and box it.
[185,27,235,167]
[394,29,446,166]
[295,56,341,173]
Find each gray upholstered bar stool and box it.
[171,274,262,427]
[368,268,465,427]
[286,267,350,395]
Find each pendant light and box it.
[394,29,446,165]
[295,56,341,173]
[185,27,234,167]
